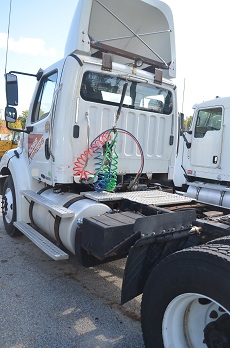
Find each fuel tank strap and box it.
[54,195,85,246]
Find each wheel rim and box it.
[2,187,14,224]
[162,293,230,348]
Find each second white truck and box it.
[175,96,230,210]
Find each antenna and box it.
[5,0,13,74]
[182,77,186,113]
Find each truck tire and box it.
[141,245,230,348]
[207,236,230,246]
[2,175,21,237]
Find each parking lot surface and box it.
[0,212,144,348]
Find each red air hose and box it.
[73,128,144,187]
[73,130,112,180]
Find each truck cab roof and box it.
[64,0,176,79]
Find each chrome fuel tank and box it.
[31,189,111,254]
[187,184,230,208]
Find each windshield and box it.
[80,72,172,115]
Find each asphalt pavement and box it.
[0,211,145,348]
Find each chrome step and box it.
[20,190,74,218]
[14,221,69,261]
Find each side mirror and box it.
[179,112,185,133]
[5,73,18,106]
[5,106,17,123]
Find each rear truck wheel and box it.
[207,236,230,246]
[2,175,21,237]
[141,244,230,348]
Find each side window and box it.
[194,107,222,138]
[32,71,58,123]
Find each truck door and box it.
[190,107,223,168]
[26,70,58,184]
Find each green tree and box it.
[183,116,193,131]
[186,116,193,130]
[18,110,28,129]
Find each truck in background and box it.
[2,1,230,347]
[174,96,230,209]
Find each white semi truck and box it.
[2,1,230,347]
[174,97,230,210]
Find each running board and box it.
[20,190,74,218]
[14,221,69,261]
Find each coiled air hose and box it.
[73,128,144,192]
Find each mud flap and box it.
[121,209,196,304]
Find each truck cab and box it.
[175,97,230,207]
[2,0,177,223]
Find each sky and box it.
[1,0,230,118]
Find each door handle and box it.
[45,138,50,160]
